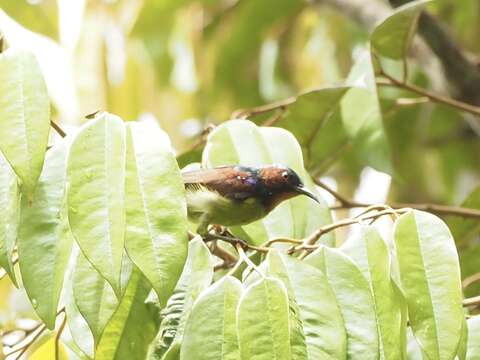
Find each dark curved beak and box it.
[295,185,319,203]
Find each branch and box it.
[50,120,66,138]
[376,69,480,119]
[463,273,480,290]
[389,0,480,106]
[231,97,295,123]
[315,178,480,220]
[463,295,480,308]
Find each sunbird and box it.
[182,165,319,235]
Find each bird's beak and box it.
[295,185,319,203]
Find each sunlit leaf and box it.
[370,0,431,60]
[29,333,68,360]
[467,316,480,359]
[273,86,350,172]
[306,246,380,358]
[203,119,333,245]
[0,152,19,285]
[341,50,392,174]
[67,113,126,295]
[124,122,188,306]
[448,187,480,246]
[341,226,403,359]
[0,48,50,197]
[237,277,291,360]
[149,237,214,360]
[180,276,242,360]
[18,142,73,329]
[266,250,347,359]
[95,268,156,360]
[73,251,118,346]
[394,210,464,360]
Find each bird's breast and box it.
[185,187,267,226]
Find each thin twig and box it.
[50,120,67,138]
[207,233,269,253]
[463,273,480,290]
[314,178,480,219]
[55,308,67,360]
[4,324,47,359]
[463,295,480,308]
[376,69,480,118]
[236,244,263,277]
[231,97,296,120]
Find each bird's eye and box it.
[281,171,289,179]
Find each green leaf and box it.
[0,48,50,197]
[341,226,403,359]
[265,251,307,359]
[237,277,291,360]
[393,210,464,360]
[305,246,380,359]
[341,50,392,174]
[448,186,480,246]
[0,152,19,285]
[273,87,350,172]
[180,276,243,360]
[124,122,188,306]
[95,268,157,360]
[467,316,480,359]
[149,237,214,360]
[370,0,431,60]
[458,317,468,360]
[67,113,126,295]
[18,142,73,329]
[266,251,347,359]
[203,119,333,246]
[73,251,119,346]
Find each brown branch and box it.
[50,120,66,138]
[389,0,480,106]
[376,70,480,118]
[55,308,67,360]
[463,295,480,308]
[231,97,295,120]
[463,273,480,290]
[314,178,480,220]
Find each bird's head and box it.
[258,165,319,210]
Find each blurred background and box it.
[0,0,479,353]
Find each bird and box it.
[182,165,319,236]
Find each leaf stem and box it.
[50,120,66,138]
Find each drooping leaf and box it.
[341,226,403,359]
[180,276,243,360]
[0,152,19,285]
[341,50,392,174]
[67,113,126,295]
[467,316,480,359]
[266,250,347,359]
[393,210,464,360]
[149,237,214,360]
[203,119,333,246]
[448,186,480,246]
[370,0,431,60]
[0,48,50,197]
[124,122,188,306]
[305,246,380,359]
[95,268,156,360]
[18,142,73,329]
[73,251,118,346]
[237,277,291,360]
[265,251,307,359]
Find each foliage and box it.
[0,0,479,359]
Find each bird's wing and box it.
[181,166,256,200]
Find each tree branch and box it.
[50,120,66,138]
[314,178,480,220]
[376,69,480,119]
[389,0,480,106]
